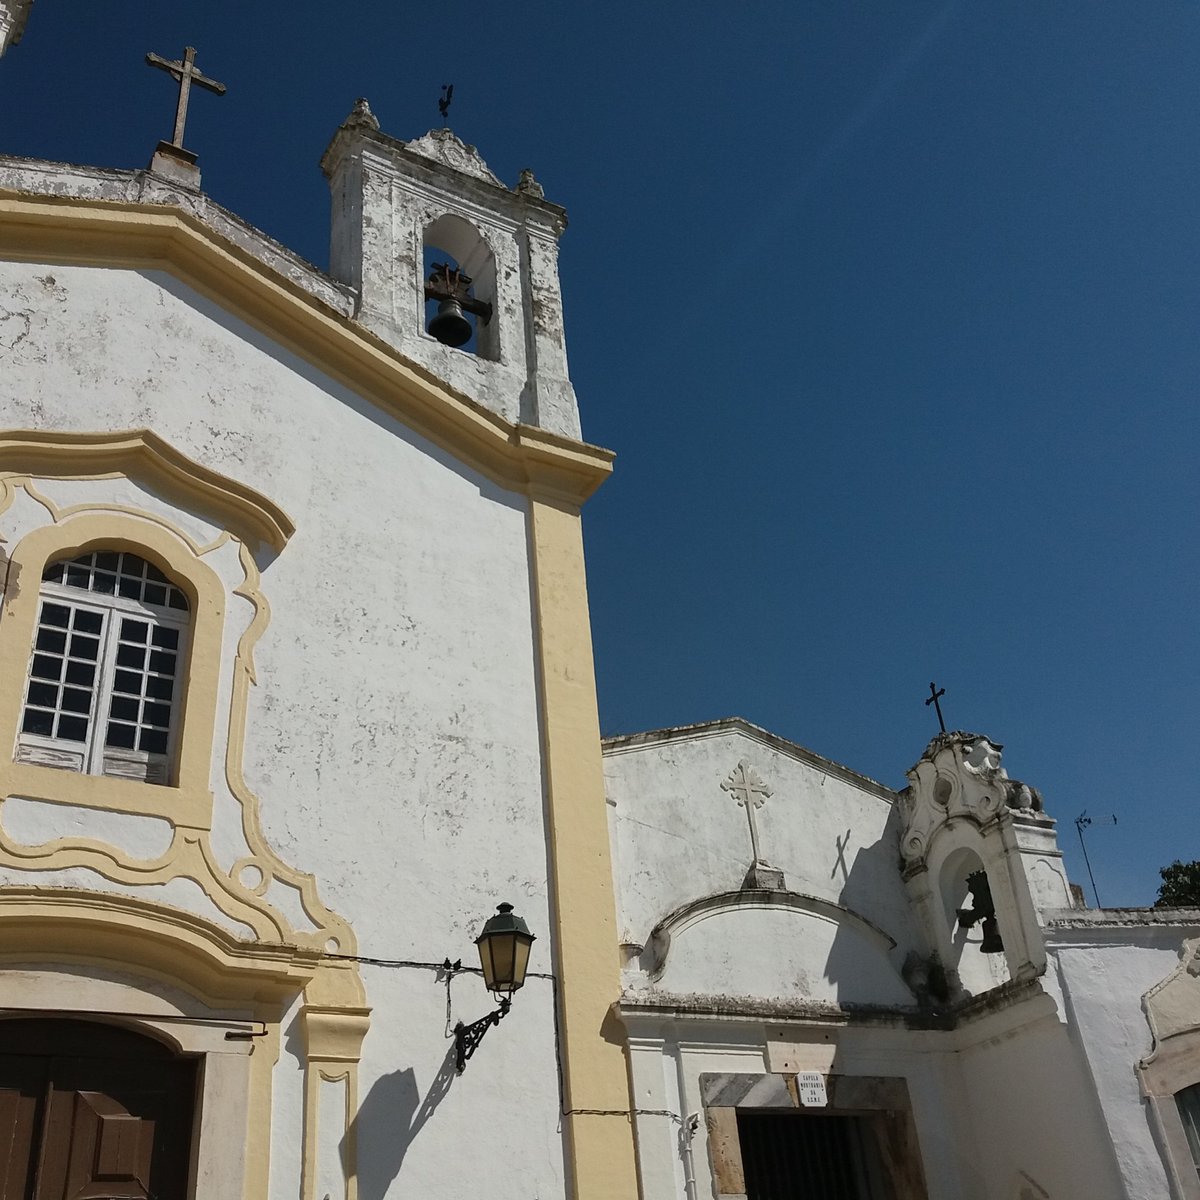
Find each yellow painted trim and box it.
[0,887,303,1200]
[0,459,371,1200]
[0,887,320,1006]
[0,429,294,553]
[0,511,224,829]
[0,459,365,964]
[0,193,613,506]
[527,495,640,1200]
[300,1008,371,1200]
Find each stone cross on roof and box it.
[145,45,226,153]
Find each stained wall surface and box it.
[0,257,565,1199]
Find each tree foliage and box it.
[1155,860,1200,908]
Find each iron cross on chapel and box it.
[145,46,226,153]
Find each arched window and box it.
[1176,1081,1200,1179]
[16,549,189,785]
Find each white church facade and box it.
[2,10,1200,1199]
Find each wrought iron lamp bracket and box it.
[454,996,511,1073]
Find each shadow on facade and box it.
[348,1043,459,1199]
[821,804,921,1009]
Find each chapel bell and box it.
[428,298,472,348]
[425,262,492,349]
[956,869,1004,954]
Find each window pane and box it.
[116,644,145,670]
[118,576,141,599]
[94,551,120,571]
[35,628,66,654]
[146,675,174,701]
[65,565,90,588]
[149,651,177,675]
[41,603,70,628]
[73,609,102,634]
[168,591,188,611]
[60,688,91,714]
[65,661,95,687]
[42,562,65,583]
[113,670,142,695]
[145,562,167,583]
[143,583,166,606]
[122,619,150,644]
[55,715,88,742]
[22,709,54,736]
[143,702,171,728]
[31,655,61,681]
[109,696,139,722]
[69,634,100,661]
[105,722,137,749]
[152,626,179,650]
[92,571,117,594]
[27,682,58,708]
[140,728,169,755]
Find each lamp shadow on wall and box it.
[347,1043,459,1200]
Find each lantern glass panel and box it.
[487,932,518,991]
[511,934,532,991]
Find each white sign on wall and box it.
[796,1072,828,1108]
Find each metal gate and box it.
[737,1110,892,1200]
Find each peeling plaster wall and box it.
[0,258,564,1198]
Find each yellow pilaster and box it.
[528,493,640,1200]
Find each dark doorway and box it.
[737,1110,894,1200]
[0,1019,197,1200]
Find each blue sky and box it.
[3,2,1196,905]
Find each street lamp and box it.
[454,903,536,1073]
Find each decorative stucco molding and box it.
[405,127,505,188]
[900,731,1048,867]
[0,429,295,552]
[641,888,897,979]
[1142,937,1200,1063]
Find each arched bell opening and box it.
[421,214,498,360]
[939,847,1010,996]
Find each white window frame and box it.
[16,559,190,787]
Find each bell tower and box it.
[321,100,582,439]
[899,732,1074,1001]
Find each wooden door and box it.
[0,1020,196,1200]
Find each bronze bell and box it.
[956,869,1004,954]
[429,298,472,347]
[979,916,1004,955]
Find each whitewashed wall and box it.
[0,259,564,1199]
[605,721,920,1007]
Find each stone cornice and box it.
[0,188,612,505]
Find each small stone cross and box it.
[145,45,226,151]
[722,760,772,867]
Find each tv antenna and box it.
[1074,810,1117,908]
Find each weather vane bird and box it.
[438,83,454,123]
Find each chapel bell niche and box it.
[421,213,498,358]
